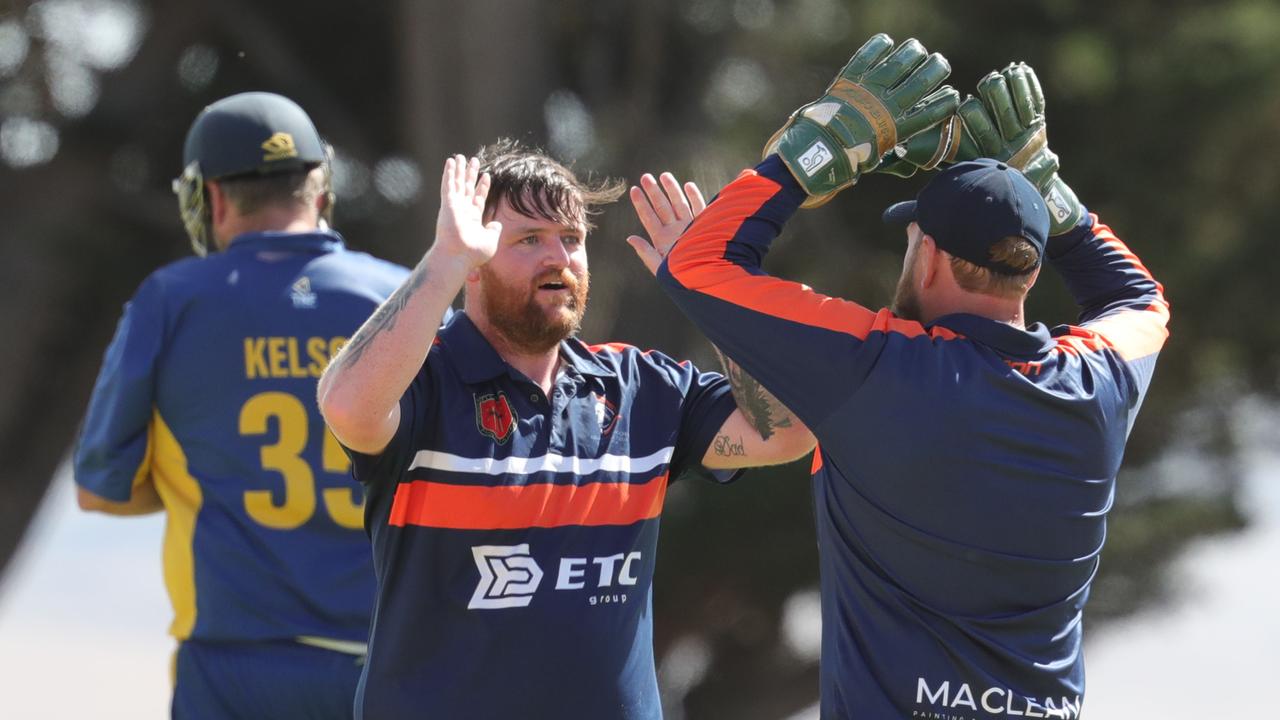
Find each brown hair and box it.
[477,138,624,229]
[948,236,1039,299]
[217,166,325,216]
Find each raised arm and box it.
[956,62,1169,366]
[1047,216,1168,362]
[655,35,960,429]
[627,171,814,468]
[318,156,501,454]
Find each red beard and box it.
[477,264,590,353]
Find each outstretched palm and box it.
[626,172,707,276]
[436,155,502,269]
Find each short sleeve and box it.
[343,363,434,488]
[646,351,740,484]
[74,274,167,501]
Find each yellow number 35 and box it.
[238,391,363,530]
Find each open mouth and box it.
[538,281,569,291]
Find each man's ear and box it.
[918,233,941,289]
[1025,264,1041,292]
[206,180,228,226]
[315,187,331,219]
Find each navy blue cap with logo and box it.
[183,91,326,179]
[882,158,1050,275]
[173,91,332,256]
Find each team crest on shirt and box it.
[592,392,619,436]
[290,276,317,309]
[475,392,517,444]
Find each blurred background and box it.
[0,0,1277,717]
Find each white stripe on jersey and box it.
[408,446,675,476]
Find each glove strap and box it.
[825,79,898,158]
[924,115,963,170]
[1007,126,1048,171]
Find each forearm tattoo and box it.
[335,264,428,368]
[713,347,794,441]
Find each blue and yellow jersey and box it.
[74,230,408,646]
[659,157,1169,719]
[345,311,738,720]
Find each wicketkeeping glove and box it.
[763,33,958,207]
[959,62,1085,235]
[874,100,979,178]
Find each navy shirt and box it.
[659,157,1170,719]
[74,230,408,645]
[347,311,739,720]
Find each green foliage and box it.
[1089,494,1247,623]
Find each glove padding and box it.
[874,96,979,178]
[764,34,957,207]
[959,62,1085,235]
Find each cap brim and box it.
[882,200,917,225]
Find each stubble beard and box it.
[478,264,590,354]
[891,240,923,322]
[891,269,922,322]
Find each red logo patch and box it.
[476,392,516,444]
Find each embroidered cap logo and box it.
[261,132,299,162]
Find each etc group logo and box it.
[469,544,544,609]
[467,544,644,610]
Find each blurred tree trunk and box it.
[0,0,203,578]
[394,0,556,254]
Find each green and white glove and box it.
[959,62,1085,235]
[763,33,958,207]
[874,100,979,178]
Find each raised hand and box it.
[626,172,707,275]
[762,33,958,207]
[960,62,1084,235]
[434,154,503,268]
[875,90,979,178]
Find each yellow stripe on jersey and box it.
[149,410,203,640]
[129,420,155,497]
[296,635,369,656]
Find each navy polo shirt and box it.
[347,311,739,720]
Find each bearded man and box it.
[317,140,814,720]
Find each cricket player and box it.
[658,36,1169,718]
[317,141,816,719]
[74,92,408,719]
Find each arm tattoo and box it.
[714,347,793,441]
[713,434,747,457]
[335,264,428,367]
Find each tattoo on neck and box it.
[715,347,793,441]
[336,265,428,367]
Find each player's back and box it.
[78,230,407,645]
[814,315,1137,718]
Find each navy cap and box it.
[882,159,1049,275]
[182,92,326,180]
